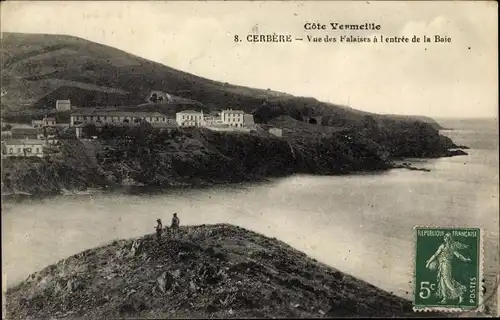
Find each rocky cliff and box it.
[5,224,446,319]
[1,126,394,197]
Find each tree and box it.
[82,124,98,137]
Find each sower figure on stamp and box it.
[425,232,471,304]
[170,213,180,239]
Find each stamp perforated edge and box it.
[412,226,484,313]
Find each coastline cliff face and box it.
[1,127,392,196]
[0,32,467,197]
[361,119,462,158]
[5,224,444,319]
[1,141,105,196]
[1,121,466,197]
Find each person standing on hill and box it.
[171,213,180,239]
[155,219,163,242]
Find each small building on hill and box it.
[11,125,39,139]
[175,108,255,130]
[176,110,204,127]
[243,114,255,127]
[269,127,283,138]
[1,130,12,140]
[70,109,174,128]
[221,109,245,128]
[56,100,72,111]
[2,139,46,157]
[32,116,56,128]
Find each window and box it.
[35,148,39,153]
[17,148,21,153]
[97,116,100,120]
[9,148,13,154]
[104,116,107,120]
[163,117,166,121]
[90,116,94,120]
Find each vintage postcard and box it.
[1,0,498,319]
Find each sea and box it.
[2,117,498,306]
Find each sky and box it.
[1,1,498,118]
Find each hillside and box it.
[1,32,467,197]
[0,32,291,116]
[1,32,446,131]
[1,126,392,196]
[5,224,446,319]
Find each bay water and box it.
[2,118,498,302]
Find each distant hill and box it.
[5,224,445,319]
[0,32,292,117]
[1,32,465,162]
[1,32,440,128]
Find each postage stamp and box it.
[413,227,483,312]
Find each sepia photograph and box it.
[1,1,498,318]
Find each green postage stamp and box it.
[413,227,483,312]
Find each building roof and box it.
[71,109,167,117]
[222,109,245,114]
[57,100,70,103]
[4,139,45,145]
[12,126,39,133]
[177,110,202,114]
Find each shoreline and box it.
[1,151,466,203]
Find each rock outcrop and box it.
[5,224,446,319]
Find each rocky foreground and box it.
[6,224,447,319]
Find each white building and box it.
[243,114,255,127]
[2,139,45,157]
[176,110,204,127]
[200,115,224,126]
[221,109,245,128]
[269,128,283,137]
[37,133,58,145]
[175,108,255,130]
[56,100,72,111]
[32,116,56,128]
[70,110,175,127]
[1,131,12,140]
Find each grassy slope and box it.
[5,224,446,319]
[0,32,290,114]
[1,31,444,132]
